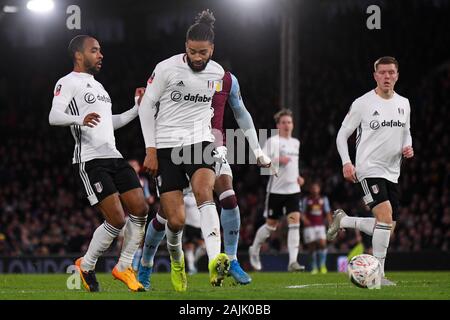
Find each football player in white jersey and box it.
[49,35,148,292]
[330,56,414,286]
[138,10,229,290]
[249,109,306,272]
[135,71,271,289]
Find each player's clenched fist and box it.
[83,112,101,127]
[402,145,414,159]
[143,147,158,177]
[342,162,357,183]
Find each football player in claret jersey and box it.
[301,182,332,274]
[210,71,272,284]
[138,9,229,290]
[249,109,306,272]
[49,35,148,292]
[330,56,414,286]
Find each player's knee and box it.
[377,216,393,225]
[287,213,300,224]
[108,217,126,229]
[193,186,214,203]
[219,190,237,209]
[374,204,393,224]
[152,216,166,231]
[134,202,149,217]
[167,215,184,232]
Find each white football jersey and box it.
[341,90,411,183]
[51,72,122,163]
[141,54,224,148]
[263,135,301,194]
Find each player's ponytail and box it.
[186,9,215,43]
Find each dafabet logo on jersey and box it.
[370,120,405,130]
[170,91,212,103]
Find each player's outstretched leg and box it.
[326,209,347,241]
[229,260,251,285]
[208,253,230,287]
[132,247,142,272]
[138,215,166,290]
[75,257,100,292]
[287,219,304,272]
[166,223,187,292]
[75,219,124,292]
[219,188,251,285]
[319,248,328,274]
[170,253,187,292]
[248,223,277,271]
[112,264,145,292]
[248,245,262,271]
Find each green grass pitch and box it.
[0,271,449,300]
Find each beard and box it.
[187,55,211,72]
[85,60,101,75]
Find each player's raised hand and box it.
[213,146,228,163]
[143,147,158,177]
[134,87,146,106]
[343,162,357,183]
[83,112,101,127]
[402,146,414,159]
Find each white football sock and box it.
[372,222,392,277]
[117,214,147,272]
[165,224,183,263]
[185,248,195,272]
[198,201,221,262]
[251,223,276,255]
[194,245,206,263]
[340,216,376,236]
[287,223,300,264]
[82,221,121,271]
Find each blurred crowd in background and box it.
[0,1,449,257]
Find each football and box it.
[347,254,382,289]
